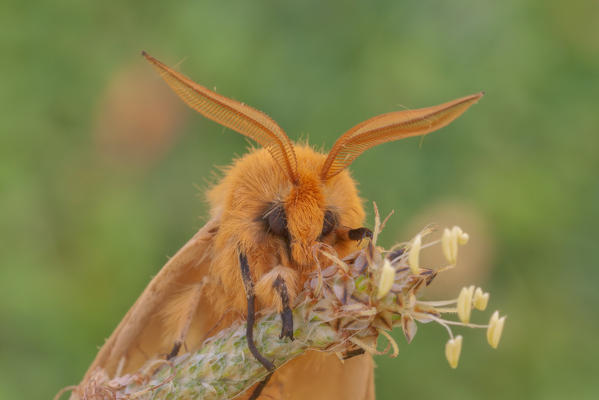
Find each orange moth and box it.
[79,52,482,399]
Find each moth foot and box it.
[348,227,373,243]
[249,372,273,400]
[167,341,182,360]
[342,348,366,360]
[240,253,276,372]
[273,276,294,340]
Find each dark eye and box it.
[321,210,337,237]
[265,206,288,237]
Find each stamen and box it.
[420,238,441,251]
[473,287,489,311]
[441,228,456,264]
[429,315,489,329]
[434,307,458,313]
[409,234,422,274]
[377,259,396,299]
[441,226,461,265]
[487,311,506,349]
[430,315,455,338]
[449,225,469,245]
[441,226,469,265]
[457,285,475,323]
[445,335,463,369]
[416,299,458,307]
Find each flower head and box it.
[305,218,505,370]
[350,221,506,369]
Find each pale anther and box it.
[487,311,506,349]
[409,234,421,274]
[377,259,395,300]
[441,228,453,264]
[473,287,489,311]
[457,285,474,323]
[445,335,463,369]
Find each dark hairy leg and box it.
[273,276,294,340]
[239,252,275,399]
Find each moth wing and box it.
[81,216,219,381]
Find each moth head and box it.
[214,145,362,268]
[143,52,483,266]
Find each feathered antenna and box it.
[321,92,484,180]
[143,52,299,184]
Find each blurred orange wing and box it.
[321,92,484,180]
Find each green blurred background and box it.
[2,0,598,399]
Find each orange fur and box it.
[205,145,365,318]
[80,53,482,399]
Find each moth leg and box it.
[255,266,298,342]
[167,282,204,360]
[239,253,275,372]
[348,227,373,243]
[249,372,273,400]
[240,253,276,400]
[273,276,294,340]
[342,348,366,360]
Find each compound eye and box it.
[266,206,288,237]
[321,210,337,237]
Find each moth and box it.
[79,51,482,399]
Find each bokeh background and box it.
[2,1,598,399]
